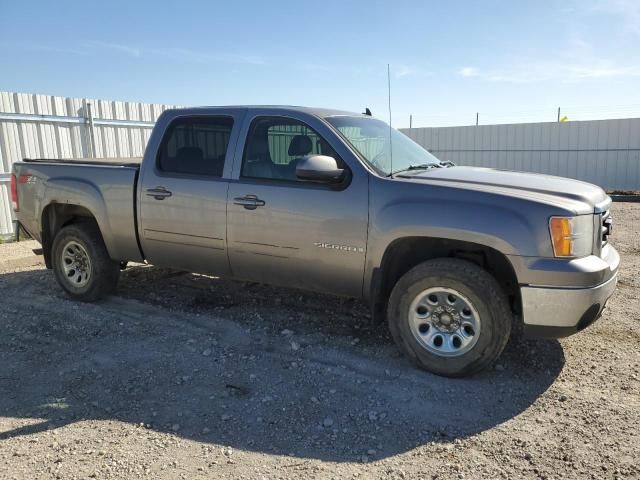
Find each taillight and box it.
[10,173,18,211]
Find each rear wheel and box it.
[388,258,511,377]
[51,223,119,302]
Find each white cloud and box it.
[2,40,266,67]
[92,42,142,57]
[150,47,266,66]
[489,61,640,83]
[297,62,330,72]
[88,43,267,66]
[457,2,640,85]
[590,0,640,35]
[0,41,88,56]
[457,58,640,84]
[459,66,479,77]
[394,65,414,78]
[29,40,266,66]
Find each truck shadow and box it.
[0,266,565,462]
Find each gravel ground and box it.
[0,203,638,480]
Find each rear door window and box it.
[158,116,234,177]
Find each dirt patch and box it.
[0,204,638,479]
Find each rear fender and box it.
[40,177,116,258]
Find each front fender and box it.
[363,181,560,298]
[371,197,541,257]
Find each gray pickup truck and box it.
[11,106,619,377]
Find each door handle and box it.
[146,187,172,200]
[233,195,266,210]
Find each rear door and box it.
[226,111,369,297]
[138,111,243,275]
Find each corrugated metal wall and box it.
[2,91,639,236]
[0,91,178,236]
[400,118,640,191]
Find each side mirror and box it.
[296,155,344,183]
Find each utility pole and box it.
[557,107,561,123]
[476,112,479,126]
[409,114,412,128]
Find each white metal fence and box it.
[2,91,640,236]
[0,91,178,235]
[400,118,640,192]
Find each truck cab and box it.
[137,107,369,297]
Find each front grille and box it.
[601,210,612,246]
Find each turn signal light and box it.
[549,217,572,256]
[549,215,593,258]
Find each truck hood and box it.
[398,166,609,214]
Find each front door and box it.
[227,114,368,297]
[138,114,238,275]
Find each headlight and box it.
[549,216,593,257]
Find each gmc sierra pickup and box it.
[11,106,619,377]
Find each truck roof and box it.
[169,105,364,118]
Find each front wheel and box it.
[51,223,119,302]
[387,258,511,377]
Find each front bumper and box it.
[520,247,619,339]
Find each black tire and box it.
[51,223,119,302]
[387,258,511,377]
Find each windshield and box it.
[325,116,441,176]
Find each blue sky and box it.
[1,0,639,127]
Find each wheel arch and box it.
[41,203,103,268]
[369,236,521,323]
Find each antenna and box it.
[387,63,393,176]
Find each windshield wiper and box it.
[387,163,441,177]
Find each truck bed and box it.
[12,160,143,262]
